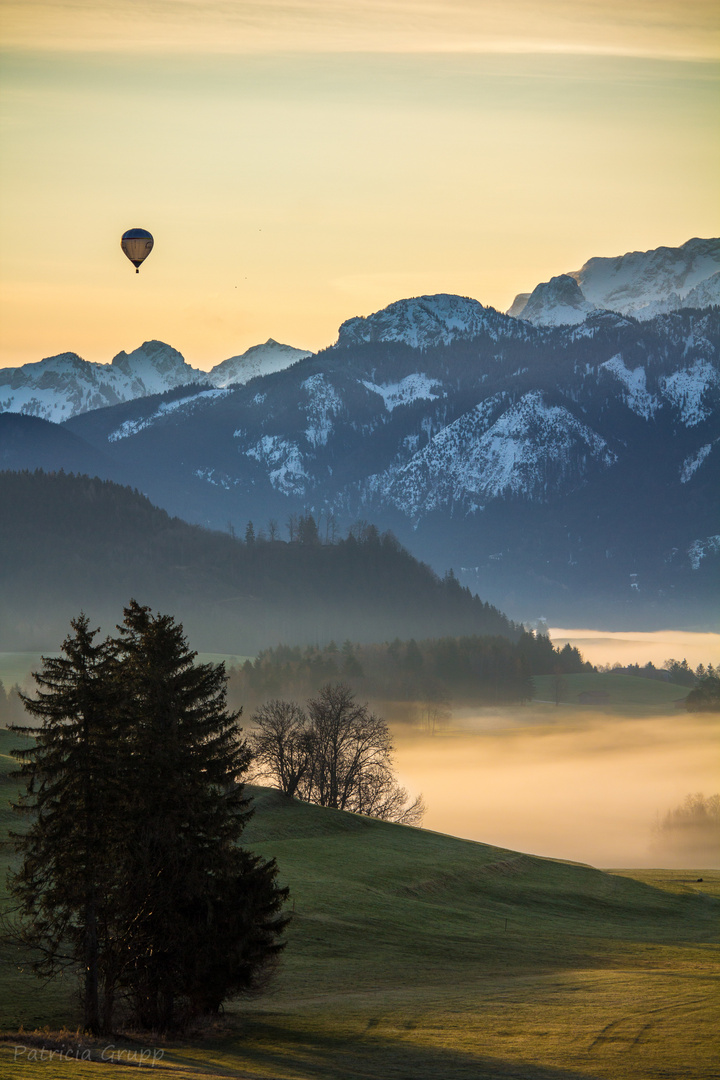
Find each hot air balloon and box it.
[121,228,154,273]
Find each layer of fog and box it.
[392,707,719,869]
[547,628,720,669]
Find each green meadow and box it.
[531,671,689,714]
[0,727,718,1080]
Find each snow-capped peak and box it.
[513,275,597,327]
[572,237,720,318]
[208,339,312,388]
[110,340,203,394]
[0,337,311,421]
[508,238,720,325]
[337,294,497,348]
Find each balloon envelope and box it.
[121,228,154,272]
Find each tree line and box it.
[228,630,589,715]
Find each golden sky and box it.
[1,1,718,368]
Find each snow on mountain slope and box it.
[107,388,230,442]
[0,338,311,420]
[659,358,720,426]
[244,435,308,495]
[684,271,720,311]
[687,534,720,570]
[302,374,343,447]
[360,373,442,412]
[572,237,720,317]
[680,442,715,483]
[365,391,615,519]
[337,294,501,348]
[0,342,205,422]
[209,339,312,387]
[514,275,597,327]
[508,238,720,324]
[599,355,659,419]
[109,340,203,395]
[0,352,132,422]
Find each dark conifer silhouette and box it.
[7,603,289,1033]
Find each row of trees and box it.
[6,604,288,1034]
[250,684,425,825]
[600,659,718,686]
[241,512,340,546]
[228,631,589,714]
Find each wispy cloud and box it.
[3,0,718,60]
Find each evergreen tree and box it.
[112,601,288,1030]
[8,616,122,1034]
[8,603,289,1034]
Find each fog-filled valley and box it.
[3,630,718,871]
[391,707,719,868]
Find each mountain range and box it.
[0,338,311,423]
[508,236,720,326]
[1,238,718,630]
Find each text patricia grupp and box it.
[12,1043,165,1066]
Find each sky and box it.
[1,1,719,370]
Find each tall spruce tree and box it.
[8,602,289,1033]
[111,601,288,1030]
[9,615,122,1034]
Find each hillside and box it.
[0,734,717,1078]
[0,470,517,652]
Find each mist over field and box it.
[392,709,719,869]
[549,628,720,669]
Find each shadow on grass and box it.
[206,1018,602,1080]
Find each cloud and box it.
[3,0,718,60]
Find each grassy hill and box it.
[0,729,717,1079]
[532,671,689,714]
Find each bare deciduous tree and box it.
[249,684,425,826]
[249,700,311,799]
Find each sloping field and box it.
[532,671,689,713]
[0,731,718,1079]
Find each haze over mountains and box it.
[1,238,718,630]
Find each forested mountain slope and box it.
[0,470,516,651]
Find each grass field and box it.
[531,671,689,714]
[0,728,718,1079]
